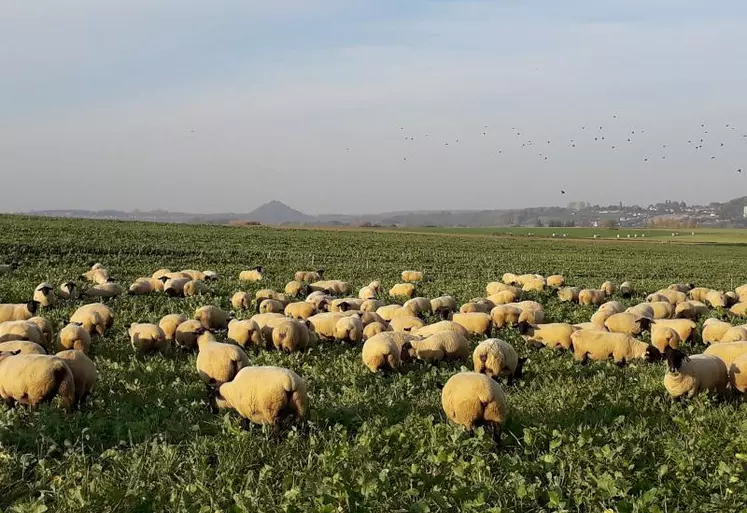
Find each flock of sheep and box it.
[2,262,747,443]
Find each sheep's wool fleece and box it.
[664,355,727,398]
[441,372,507,429]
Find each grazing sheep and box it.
[571,330,660,364]
[389,316,425,333]
[128,278,159,295]
[248,313,287,344]
[163,277,191,297]
[359,311,386,327]
[729,353,747,393]
[285,301,317,320]
[401,270,424,283]
[668,283,693,293]
[376,304,404,322]
[619,281,633,298]
[649,301,675,320]
[460,300,494,314]
[227,319,263,349]
[579,289,606,306]
[487,305,521,330]
[180,270,206,281]
[358,283,378,300]
[334,315,363,343]
[626,303,654,320]
[239,266,264,283]
[546,275,565,288]
[704,341,747,369]
[33,283,56,308]
[174,320,204,350]
[231,292,252,311]
[306,293,332,313]
[473,339,525,382]
[0,352,75,412]
[702,318,733,344]
[360,299,384,313]
[55,350,97,408]
[430,296,458,316]
[486,282,515,296]
[194,306,231,331]
[726,291,740,307]
[83,281,124,299]
[502,273,519,285]
[295,270,324,283]
[0,320,44,345]
[58,282,79,300]
[389,283,416,298]
[557,286,581,303]
[600,281,616,296]
[522,277,545,292]
[590,308,617,329]
[0,340,46,354]
[519,322,575,350]
[689,287,711,302]
[573,322,606,332]
[403,297,432,316]
[128,323,168,355]
[69,304,112,336]
[517,305,545,326]
[27,317,53,347]
[0,301,39,323]
[196,332,250,387]
[675,301,709,320]
[487,290,519,305]
[413,321,468,338]
[310,280,350,296]
[719,326,747,343]
[214,366,308,428]
[285,281,309,298]
[441,372,507,443]
[272,319,312,352]
[152,268,172,280]
[654,289,687,305]
[183,280,211,297]
[259,299,285,314]
[705,290,728,309]
[362,335,412,372]
[159,314,188,343]
[363,321,389,341]
[604,313,651,336]
[650,325,681,353]
[653,319,697,343]
[730,302,747,317]
[409,331,470,361]
[82,268,111,285]
[58,323,91,353]
[663,348,728,399]
[452,312,493,337]
[329,298,363,313]
[203,271,218,281]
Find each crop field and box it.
[3,215,747,512]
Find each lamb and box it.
[579,289,606,306]
[571,330,660,364]
[285,301,317,320]
[409,331,470,361]
[650,325,681,353]
[401,270,425,283]
[441,372,507,443]
[452,312,493,337]
[231,292,252,311]
[28,317,54,347]
[473,339,525,382]
[546,275,565,288]
[705,290,728,309]
[163,277,191,297]
[600,281,616,296]
[0,352,75,412]
[239,266,264,283]
[128,323,168,355]
[174,320,205,350]
[183,280,211,297]
[196,332,250,387]
[227,319,263,349]
[295,270,324,283]
[389,283,416,298]
[285,281,309,298]
[414,321,468,338]
[652,319,697,343]
[213,366,308,428]
[58,323,91,353]
[363,322,389,341]
[194,305,231,330]
[159,314,188,343]
[557,286,581,303]
[55,350,97,408]
[0,341,46,354]
[619,281,633,298]
[389,316,425,333]
[430,296,458,316]
[663,348,728,399]
[0,301,39,323]
[362,335,413,372]
[604,313,651,336]
[33,283,56,307]
[58,281,79,300]
[519,322,575,350]
[0,320,44,345]
[702,318,733,344]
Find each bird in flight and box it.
[561,190,566,194]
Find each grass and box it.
[1,215,747,512]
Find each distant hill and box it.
[245,201,314,225]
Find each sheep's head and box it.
[638,317,652,332]
[515,357,528,379]
[665,347,688,371]
[516,320,531,335]
[37,284,54,294]
[337,301,351,312]
[26,300,39,315]
[0,349,21,362]
[644,345,662,362]
[400,341,416,361]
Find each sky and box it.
[2,0,747,215]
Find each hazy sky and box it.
[3,1,747,215]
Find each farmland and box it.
[2,215,747,512]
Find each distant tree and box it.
[535,218,544,227]
[601,219,618,229]
[564,220,576,228]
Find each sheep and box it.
[459,300,493,314]
[389,316,425,333]
[502,272,519,285]
[626,303,655,319]
[619,281,633,298]
[591,308,617,329]
[58,281,79,300]
[675,301,709,320]
[82,268,111,285]
[285,281,309,298]
[203,270,219,281]
[654,289,687,305]
[703,341,747,369]
[152,268,172,280]
[0,352,75,412]
[128,323,168,355]
[307,312,344,340]
[663,348,728,399]
[441,372,507,443]
[196,332,250,387]
[227,319,263,349]
[389,283,415,298]
[213,366,308,429]
[487,290,519,305]
[128,279,158,295]
[736,284,747,298]
[452,312,493,337]
[473,339,525,382]
[519,322,575,350]
[359,311,386,327]
[248,313,287,344]
[730,302,747,317]
[719,326,747,343]
[668,283,694,293]
[330,298,363,313]
[604,313,651,336]
[295,270,324,283]
[430,296,458,316]
[194,305,231,331]
[649,301,675,320]
[689,287,710,302]
[361,335,413,372]
[547,275,565,288]
[334,315,363,343]
[231,292,252,311]
[0,340,46,354]
[705,290,728,309]
[363,322,389,341]
[514,304,545,325]
[600,281,616,296]
[271,319,312,352]
[83,281,124,299]
[239,266,264,283]
[650,325,681,353]
[579,289,606,306]
[573,322,606,332]
[0,263,18,274]
[0,320,44,345]
[27,317,53,347]
[522,277,545,292]
[360,299,385,313]
[358,283,378,300]
[184,280,211,297]
[409,331,470,361]
[600,301,625,314]
[58,323,91,353]
[571,330,660,364]
[401,270,424,283]
[726,291,739,307]
[702,319,733,344]
[376,304,403,322]
[653,319,697,343]
[33,283,56,308]
[259,299,285,314]
[729,354,747,393]
[159,314,188,343]
[403,297,432,316]
[163,277,191,297]
[69,304,112,336]
[306,293,332,313]
[174,320,204,350]
[284,301,316,320]
[310,280,350,296]
[646,293,669,304]
[181,270,207,281]
[0,301,39,323]
[557,286,581,303]
[486,281,514,296]
[56,350,97,408]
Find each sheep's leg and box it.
[240,417,252,431]
[529,341,544,350]
[3,397,16,409]
[491,423,503,446]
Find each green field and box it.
[3,215,747,512]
